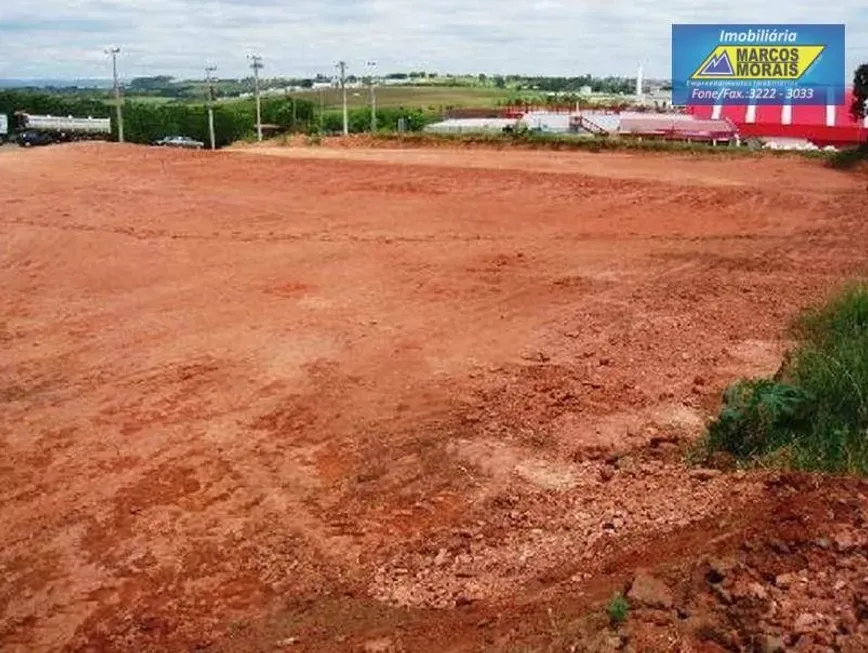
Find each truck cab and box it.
[17,129,56,147]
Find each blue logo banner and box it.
[672,24,845,106]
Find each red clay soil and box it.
[1,143,867,653]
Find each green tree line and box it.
[115,97,318,146]
[318,106,430,134]
[0,90,109,122]
[0,90,320,146]
[1,89,430,145]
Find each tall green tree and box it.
[851,63,868,121]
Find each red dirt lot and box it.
[1,143,867,653]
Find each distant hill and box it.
[0,79,112,89]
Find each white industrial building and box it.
[423,118,519,134]
[423,109,736,143]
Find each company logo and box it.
[673,24,844,106]
[691,45,825,80]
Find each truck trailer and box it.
[15,113,111,147]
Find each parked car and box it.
[17,130,56,147]
[153,136,205,149]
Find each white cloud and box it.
[0,0,865,80]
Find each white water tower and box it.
[636,61,645,101]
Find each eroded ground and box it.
[1,143,867,652]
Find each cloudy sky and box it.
[1,1,866,80]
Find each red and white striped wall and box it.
[691,89,867,147]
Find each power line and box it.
[248,54,264,142]
[105,47,124,143]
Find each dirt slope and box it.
[0,143,866,652]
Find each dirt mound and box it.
[611,474,868,653]
[210,473,868,653]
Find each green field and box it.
[287,85,522,111]
[126,95,178,105]
[125,85,621,112]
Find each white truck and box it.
[0,114,8,143]
[16,113,111,147]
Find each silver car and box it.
[153,135,205,149]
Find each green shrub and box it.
[706,380,811,459]
[825,144,868,169]
[118,98,316,146]
[319,107,434,134]
[795,283,868,346]
[261,97,316,130]
[606,593,630,626]
[118,102,249,146]
[788,285,868,472]
[701,284,868,474]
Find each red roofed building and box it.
[619,115,737,142]
[688,90,867,147]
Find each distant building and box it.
[379,77,414,86]
[424,118,518,134]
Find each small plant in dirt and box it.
[698,283,868,474]
[606,593,630,627]
[704,379,811,459]
[825,144,868,169]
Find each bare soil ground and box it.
[1,142,867,653]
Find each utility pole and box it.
[248,54,264,141]
[105,47,124,143]
[337,60,348,136]
[366,61,377,133]
[636,60,646,104]
[319,87,325,130]
[205,65,217,150]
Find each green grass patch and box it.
[825,144,868,169]
[288,85,521,110]
[122,95,178,105]
[698,284,868,474]
[606,593,630,627]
